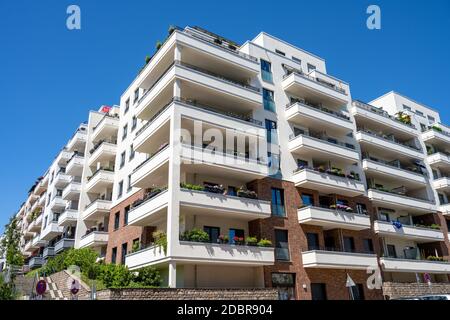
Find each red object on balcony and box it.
[101,105,111,113]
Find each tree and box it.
[0,216,24,272]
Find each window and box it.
[122,124,128,141]
[351,284,365,300]
[415,110,424,117]
[427,115,435,124]
[133,88,139,104]
[263,88,276,112]
[131,116,137,132]
[117,181,123,198]
[403,104,412,112]
[227,186,237,196]
[292,56,302,64]
[265,119,277,144]
[363,239,374,254]
[114,212,120,230]
[129,144,135,161]
[124,206,130,226]
[121,243,128,264]
[386,244,396,258]
[356,203,368,215]
[275,49,285,56]
[307,63,316,73]
[132,238,140,251]
[301,193,314,207]
[260,59,273,83]
[127,174,132,192]
[307,233,320,250]
[343,237,355,252]
[275,230,289,261]
[120,151,126,168]
[111,247,117,264]
[311,283,327,300]
[124,99,130,114]
[438,193,447,205]
[203,226,220,243]
[271,188,285,217]
[267,153,280,175]
[272,273,295,300]
[296,159,308,169]
[228,228,244,244]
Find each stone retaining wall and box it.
[80,288,278,300]
[383,282,450,299]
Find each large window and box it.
[343,236,355,252]
[271,188,285,217]
[272,273,295,300]
[261,59,273,83]
[311,283,327,300]
[124,99,130,114]
[122,124,128,141]
[275,229,289,261]
[117,180,123,199]
[120,151,126,168]
[111,247,117,264]
[301,193,314,207]
[121,243,128,265]
[204,226,220,244]
[265,119,277,144]
[307,232,320,250]
[114,212,120,230]
[124,205,130,226]
[363,239,374,254]
[263,88,276,112]
[129,144,135,161]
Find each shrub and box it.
[97,264,133,288]
[0,274,15,300]
[246,236,258,246]
[257,239,272,247]
[64,248,99,273]
[153,231,167,254]
[182,229,209,243]
[133,266,162,287]
[180,182,204,191]
[42,251,68,274]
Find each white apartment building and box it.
[6,26,450,300]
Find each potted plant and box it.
[237,186,257,199]
[168,25,176,35]
[204,184,225,194]
[257,239,272,247]
[155,40,163,51]
[246,236,258,246]
[218,235,229,244]
[214,38,223,45]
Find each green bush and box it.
[97,264,133,288]
[180,182,204,191]
[153,231,167,254]
[245,236,258,246]
[64,248,99,273]
[133,266,162,287]
[257,239,272,247]
[42,251,68,274]
[0,274,15,300]
[182,229,209,243]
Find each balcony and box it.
[28,215,42,233]
[291,168,365,197]
[298,206,371,231]
[131,145,170,189]
[66,154,84,176]
[374,221,444,242]
[368,189,436,213]
[28,256,45,269]
[135,61,261,120]
[91,115,119,142]
[88,141,117,167]
[380,257,450,274]
[288,132,359,163]
[40,221,63,241]
[54,238,75,253]
[34,180,47,196]
[56,149,72,166]
[181,144,269,181]
[43,247,55,259]
[362,159,426,186]
[125,242,275,270]
[83,199,112,222]
[128,189,169,226]
[422,127,450,146]
[49,196,66,211]
[440,203,450,215]
[356,130,424,160]
[432,177,450,192]
[79,231,109,249]
[54,172,71,188]
[282,68,348,108]
[427,152,450,169]
[351,100,417,136]
[86,169,114,193]
[302,249,378,270]
[58,209,78,227]
[62,180,81,200]
[31,235,46,248]
[67,128,87,152]
[285,101,353,134]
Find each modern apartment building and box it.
[6,26,450,300]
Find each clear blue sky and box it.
[1,0,449,232]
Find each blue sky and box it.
[1,0,449,232]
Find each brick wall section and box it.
[79,288,278,300]
[247,177,383,300]
[383,282,450,299]
[106,190,146,264]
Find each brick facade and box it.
[248,177,384,300]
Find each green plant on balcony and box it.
[415,223,441,230]
[168,25,176,35]
[152,230,167,254]
[245,236,258,246]
[237,186,258,199]
[257,239,272,247]
[396,111,411,125]
[426,255,444,262]
[218,234,229,244]
[145,55,151,65]
[132,241,141,253]
[180,182,204,191]
[432,125,443,132]
[181,229,210,243]
[155,40,163,51]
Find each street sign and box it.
[36,280,47,295]
[70,279,80,296]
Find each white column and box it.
[174,44,182,62]
[173,78,181,98]
[168,261,177,288]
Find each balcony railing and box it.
[92,113,119,132]
[89,139,117,155]
[289,130,356,150]
[368,186,433,203]
[87,167,115,182]
[363,156,424,176]
[282,67,347,95]
[133,144,170,173]
[286,99,350,121]
[353,100,416,129]
[357,129,422,152]
[293,166,361,182]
